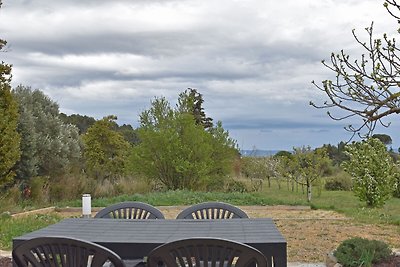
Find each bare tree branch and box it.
[311,1,400,137]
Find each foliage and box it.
[60,113,138,144]
[393,165,400,198]
[273,150,292,158]
[177,88,213,129]
[59,113,96,134]
[116,124,139,145]
[130,91,238,190]
[292,146,331,201]
[324,172,353,191]
[322,142,349,166]
[241,156,280,188]
[371,134,392,145]
[82,115,131,181]
[342,138,396,207]
[0,39,20,189]
[224,178,248,193]
[12,86,81,180]
[334,237,392,267]
[311,1,400,135]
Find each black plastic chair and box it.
[94,201,165,219]
[12,236,125,267]
[147,238,268,267]
[176,202,248,219]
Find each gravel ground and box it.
[158,205,400,263]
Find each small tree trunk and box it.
[307,183,312,202]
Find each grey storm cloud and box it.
[1,0,399,150]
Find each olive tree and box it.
[13,86,81,180]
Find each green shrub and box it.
[334,237,392,267]
[225,179,248,193]
[342,138,397,207]
[29,176,49,204]
[325,174,352,191]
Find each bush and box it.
[342,138,397,207]
[225,179,248,193]
[334,237,392,267]
[325,173,352,191]
[29,176,49,204]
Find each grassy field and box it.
[59,183,400,225]
[1,183,399,251]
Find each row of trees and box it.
[2,81,398,207]
[0,81,240,198]
[241,138,400,207]
[242,146,331,202]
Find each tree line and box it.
[0,80,240,200]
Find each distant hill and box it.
[240,149,282,157]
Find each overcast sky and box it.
[1,0,399,150]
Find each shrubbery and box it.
[334,237,392,267]
[343,138,397,207]
[324,172,352,191]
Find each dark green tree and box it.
[274,150,292,159]
[59,113,96,134]
[0,44,20,188]
[177,88,213,130]
[371,134,392,145]
[311,1,400,136]
[322,142,349,166]
[116,124,139,145]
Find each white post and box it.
[82,194,92,218]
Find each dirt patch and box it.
[55,206,400,263]
[20,206,400,263]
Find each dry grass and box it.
[158,206,400,263]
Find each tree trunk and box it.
[307,183,312,202]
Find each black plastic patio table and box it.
[13,218,287,267]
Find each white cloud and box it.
[1,0,399,149]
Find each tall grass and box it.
[0,213,62,250]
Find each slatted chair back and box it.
[147,238,268,267]
[176,202,248,219]
[94,201,165,219]
[12,236,125,267]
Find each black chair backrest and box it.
[147,238,268,267]
[12,236,125,267]
[94,201,165,219]
[176,202,248,219]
